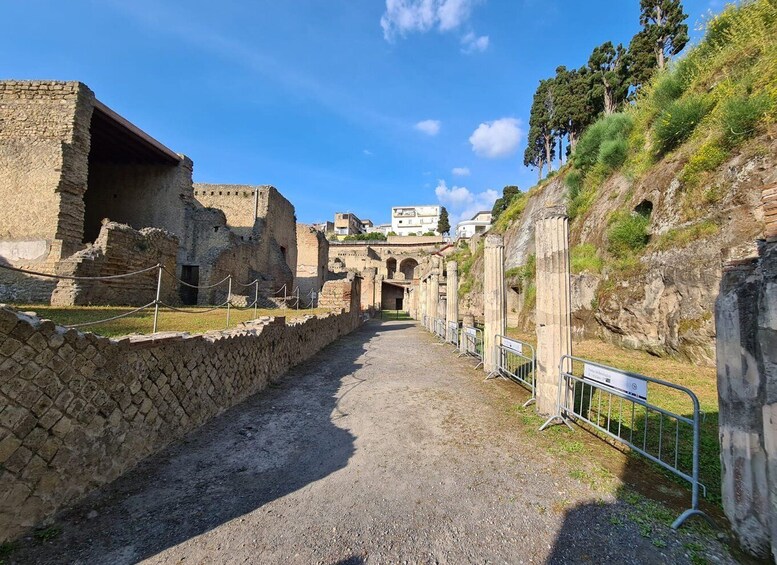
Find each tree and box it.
[491,186,520,221]
[551,66,596,154]
[437,207,450,235]
[527,80,557,173]
[626,29,659,93]
[588,42,629,114]
[639,0,689,70]
[524,124,547,182]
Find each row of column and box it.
[412,208,572,417]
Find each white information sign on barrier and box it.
[449,321,458,330]
[501,337,523,355]
[465,327,477,337]
[583,363,647,401]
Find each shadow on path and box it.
[12,321,409,564]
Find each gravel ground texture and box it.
[7,320,737,564]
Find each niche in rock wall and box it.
[634,199,653,218]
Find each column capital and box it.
[485,234,504,249]
[534,205,568,222]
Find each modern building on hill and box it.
[391,205,441,237]
[456,211,492,239]
[333,212,366,236]
[366,223,392,235]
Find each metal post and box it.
[152,264,163,334]
[226,275,232,329]
[254,280,259,318]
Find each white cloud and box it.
[434,180,499,228]
[415,119,441,136]
[363,149,373,156]
[461,31,489,53]
[469,117,523,158]
[381,0,483,41]
[452,167,470,176]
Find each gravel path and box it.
[9,321,735,564]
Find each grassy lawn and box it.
[505,328,721,508]
[13,305,332,338]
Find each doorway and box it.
[395,297,403,310]
[180,265,199,305]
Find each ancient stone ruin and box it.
[0,80,298,306]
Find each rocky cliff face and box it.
[460,136,774,366]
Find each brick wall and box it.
[0,279,361,542]
[764,183,777,241]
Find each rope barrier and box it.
[156,301,230,314]
[235,279,260,288]
[160,266,231,289]
[65,301,157,328]
[0,263,160,281]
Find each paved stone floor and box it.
[9,321,734,564]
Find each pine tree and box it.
[626,29,659,92]
[523,125,546,182]
[639,0,689,70]
[588,42,629,114]
[551,66,596,153]
[490,187,520,221]
[437,207,450,235]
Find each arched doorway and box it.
[399,258,418,280]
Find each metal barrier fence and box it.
[434,318,446,340]
[0,262,314,333]
[446,321,459,348]
[539,354,711,529]
[458,326,483,368]
[486,335,535,406]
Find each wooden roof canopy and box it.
[88,100,181,166]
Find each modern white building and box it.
[391,205,441,236]
[456,211,492,239]
[366,222,392,235]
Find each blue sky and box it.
[2,0,718,226]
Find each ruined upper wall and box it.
[296,224,329,297]
[193,184,263,234]
[0,81,93,258]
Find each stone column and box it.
[534,207,572,416]
[420,278,427,324]
[484,235,506,373]
[410,280,419,319]
[446,261,459,335]
[429,272,439,328]
[360,268,376,313]
[714,184,777,560]
[375,274,384,311]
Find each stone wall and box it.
[319,277,360,314]
[296,224,329,298]
[765,182,777,241]
[0,80,92,260]
[50,222,179,306]
[715,185,777,560]
[0,279,362,542]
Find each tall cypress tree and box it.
[588,42,629,114]
[639,0,689,70]
[437,207,450,235]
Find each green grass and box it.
[653,95,714,156]
[607,212,650,258]
[13,305,331,338]
[571,243,604,274]
[651,220,720,251]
